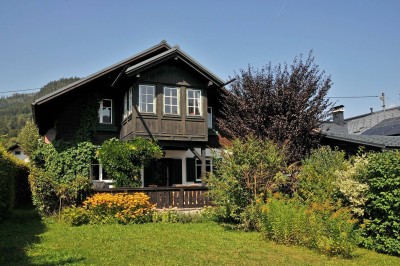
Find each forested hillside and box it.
[0,77,80,147]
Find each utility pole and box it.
[380,92,386,111]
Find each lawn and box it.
[1,208,400,265]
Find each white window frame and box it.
[123,87,133,119]
[91,163,113,183]
[207,107,213,129]
[164,87,179,115]
[195,158,212,182]
[139,85,156,114]
[99,99,112,124]
[187,89,202,116]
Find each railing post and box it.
[180,188,184,208]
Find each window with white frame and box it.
[139,85,156,113]
[195,158,212,181]
[164,87,179,115]
[99,99,112,124]
[91,163,112,182]
[123,87,133,119]
[207,107,213,129]
[187,89,201,116]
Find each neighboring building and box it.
[321,105,400,154]
[32,41,226,187]
[8,144,29,162]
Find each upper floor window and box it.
[187,89,201,116]
[123,87,133,119]
[99,99,112,124]
[207,107,213,129]
[139,85,155,113]
[164,87,179,115]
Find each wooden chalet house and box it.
[32,41,226,189]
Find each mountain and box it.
[0,77,80,147]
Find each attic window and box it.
[99,99,112,124]
[164,87,179,115]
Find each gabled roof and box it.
[125,46,225,86]
[33,41,172,106]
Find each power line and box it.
[0,88,40,94]
[326,96,379,99]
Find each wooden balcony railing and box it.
[94,186,211,209]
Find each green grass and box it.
[1,208,400,265]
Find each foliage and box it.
[0,77,80,147]
[61,206,89,226]
[152,208,206,223]
[29,141,96,215]
[261,196,359,258]
[335,154,369,218]
[17,119,40,156]
[218,52,332,162]
[80,193,155,224]
[361,151,400,255]
[0,145,29,219]
[97,137,163,187]
[297,146,347,204]
[206,136,286,225]
[74,96,100,142]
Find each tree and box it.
[218,52,332,162]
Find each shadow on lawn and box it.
[0,207,84,265]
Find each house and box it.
[32,41,226,188]
[321,105,400,154]
[8,144,29,162]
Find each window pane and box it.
[103,100,111,108]
[148,104,153,113]
[172,106,178,114]
[165,105,171,114]
[171,89,177,97]
[172,97,177,105]
[165,97,171,105]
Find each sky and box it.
[1,0,399,118]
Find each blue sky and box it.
[1,0,399,118]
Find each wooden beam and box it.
[189,147,202,161]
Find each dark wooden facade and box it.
[32,41,225,187]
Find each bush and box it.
[152,208,206,223]
[298,146,346,204]
[260,196,359,258]
[29,141,96,215]
[361,151,400,255]
[0,145,29,220]
[206,136,286,226]
[97,138,162,187]
[61,206,89,226]
[82,193,155,224]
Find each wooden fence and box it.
[94,186,211,209]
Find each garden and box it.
[2,130,400,264]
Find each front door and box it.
[143,158,182,187]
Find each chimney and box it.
[332,105,345,125]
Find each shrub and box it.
[260,196,359,258]
[82,193,155,224]
[206,136,286,226]
[97,138,162,187]
[0,145,29,220]
[29,141,96,215]
[152,208,206,223]
[361,151,400,255]
[297,146,346,204]
[61,206,89,226]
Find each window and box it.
[99,99,112,124]
[139,85,155,113]
[207,107,213,129]
[91,163,111,181]
[195,158,212,181]
[187,89,201,116]
[164,87,179,115]
[123,88,133,119]
[14,150,21,155]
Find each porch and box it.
[94,186,211,209]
